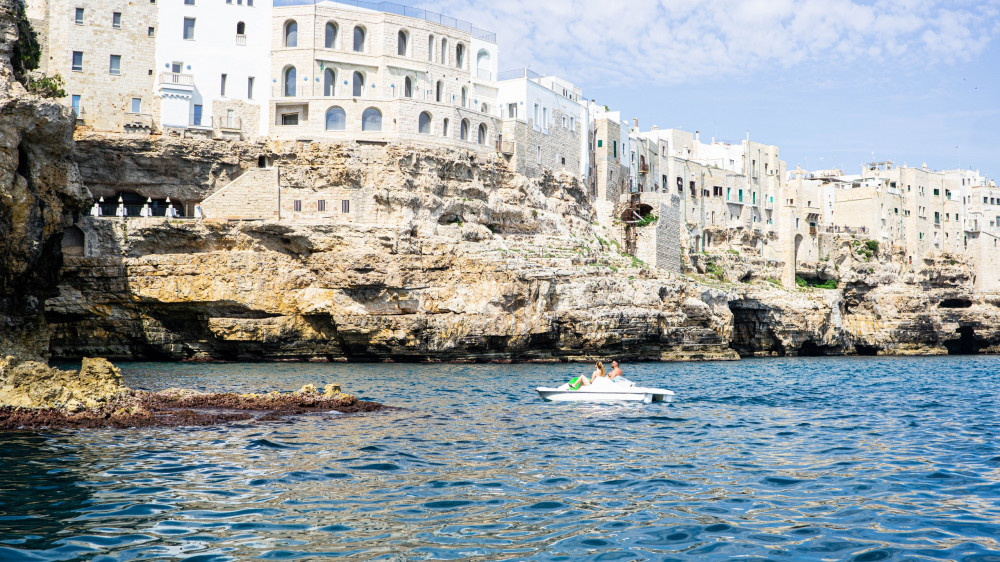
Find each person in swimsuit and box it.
[570,361,605,389]
[608,361,623,380]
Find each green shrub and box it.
[796,276,838,289]
[636,214,658,227]
[865,240,879,254]
[11,0,40,82]
[795,275,808,287]
[25,74,66,98]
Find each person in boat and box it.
[570,361,605,390]
[608,361,623,380]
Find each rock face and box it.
[47,136,1000,361]
[0,0,91,362]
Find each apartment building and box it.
[268,1,499,149]
[29,0,158,132]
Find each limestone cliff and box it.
[0,0,90,362]
[48,135,1000,361]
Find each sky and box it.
[419,0,1000,178]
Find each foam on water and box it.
[1,356,999,560]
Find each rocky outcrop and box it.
[0,0,91,362]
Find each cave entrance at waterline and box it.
[943,325,989,355]
[97,192,186,217]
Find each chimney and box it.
[695,130,700,141]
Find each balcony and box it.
[123,111,154,130]
[638,163,649,174]
[215,115,242,131]
[236,34,247,46]
[476,68,492,80]
[965,219,981,233]
[159,72,194,94]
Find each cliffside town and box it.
[2,0,1000,368]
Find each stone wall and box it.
[200,168,279,220]
[502,107,581,179]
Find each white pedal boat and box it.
[536,376,674,403]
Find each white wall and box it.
[156,0,271,135]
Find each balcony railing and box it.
[236,34,247,46]
[476,68,492,80]
[965,219,981,232]
[215,116,242,130]
[497,67,541,81]
[160,72,194,86]
[638,163,649,174]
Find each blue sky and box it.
[421,0,1000,178]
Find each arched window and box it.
[440,38,447,64]
[353,71,364,97]
[460,118,469,141]
[324,68,336,96]
[236,21,245,35]
[427,34,434,62]
[460,86,467,107]
[284,20,297,47]
[325,22,337,49]
[325,106,346,130]
[456,43,465,68]
[481,102,488,113]
[476,49,491,78]
[478,123,487,145]
[362,107,382,131]
[435,80,443,102]
[397,30,408,56]
[404,76,413,98]
[353,26,365,52]
[418,111,431,134]
[283,66,296,97]
[442,118,449,137]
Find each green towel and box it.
[569,376,583,390]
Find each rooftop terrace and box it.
[274,0,496,42]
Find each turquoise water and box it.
[2,357,1000,560]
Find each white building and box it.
[156,0,271,138]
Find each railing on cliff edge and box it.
[273,0,496,42]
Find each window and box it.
[562,115,567,128]
[352,71,364,97]
[542,108,548,130]
[427,34,434,61]
[442,118,449,136]
[361,107,381,131]
[325,107,345,130]
[112,12,121,28]
[418,111,431,134]
[192,104,202,126]
[183,17,195,40]
[478,123,487,145]
[461,86,467,107]
[325,22,337,48]
[404,76,412,98]
[247,77,254,99]
[342,200,350,213]
[569,117,574,130]
[284,20,297,47]
[460,119,469,141]
[109,54,121,75]
[613,140,617,158]
[324,69,335,96]
[293,200,302,212]
[281,113,298,125]
[456,43,465,68]
[318,200,326,212]
[536,146,541,164]
[74,7,84,24]
[507,103,516,119]
[71,95,81,114]
[71,51,83,71]
[220,73,227,96]
[130,98,141,113]
[184,0,194,4]
[283,66,296,96]
[440,38,447,64]
[481,103,488,113]
[148,26,155,37]
[353,26,365,52]
[397,30,408,56]
[236,21,245,35]
[597,139,602,148]
[435,80,443,102]
[934,188,940,196]
[533,103,539,127]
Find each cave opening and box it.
[944,326,987,355]
[939,298,973,309]
[797,340,823,357]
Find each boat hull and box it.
[536,387,674,403]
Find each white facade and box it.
[155,0,271,136]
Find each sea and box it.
[1,357,999,561]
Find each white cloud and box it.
[418,0,1000,85]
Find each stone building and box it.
[497,70,589,179]
[28,0,159,133]
[268,1,499,150]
